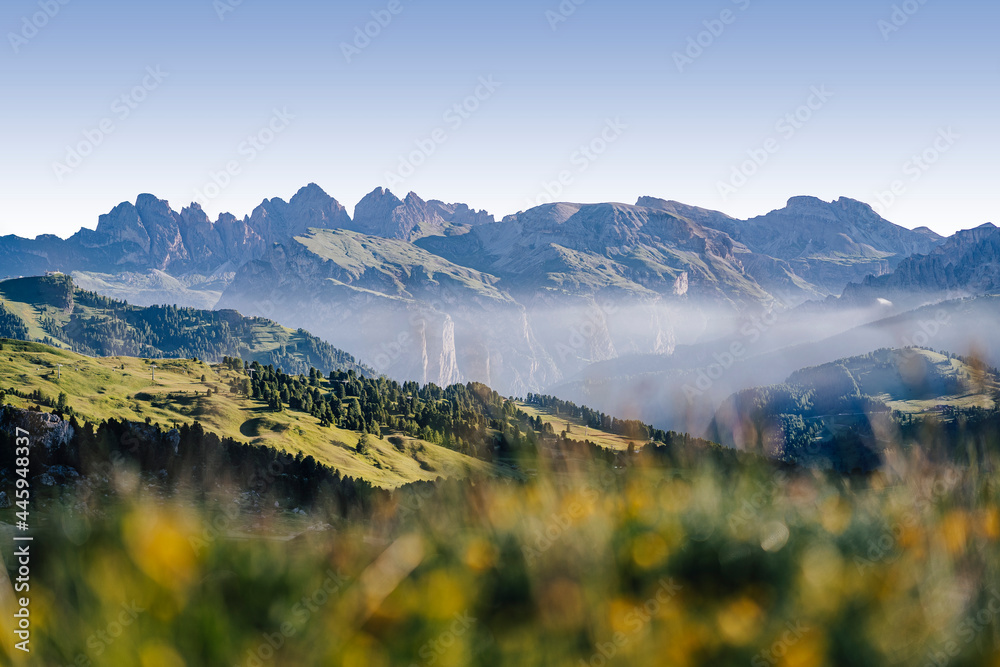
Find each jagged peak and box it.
[364,186,395,199]
[290,182,336,206]
[403,191,427,206]
[356,187,404,211]
[134,194,177,220]
[296,182,327,196]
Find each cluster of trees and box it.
[26,286,372,376]
[0,304,28,340]
[0,274,74,309]
[216,361,751,470]
[526,394,664,442]
[901,404,1000,464]
[226,360,536,461]
[0,386,69,413]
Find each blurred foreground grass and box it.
[2,452,1000,666]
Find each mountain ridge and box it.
[2,186,973,395]
[839,222,1000,305]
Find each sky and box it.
[0,0,996,239]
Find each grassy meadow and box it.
[516,402,649,451]
[0,340,492,488]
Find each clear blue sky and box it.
[0,0,995,238]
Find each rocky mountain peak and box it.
[289,182,336,209]
[404,191,426,206]
[95,201,148,250]
[351,188,491,241]
[785,195,828,209]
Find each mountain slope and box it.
[641,195,944,294]
[1,187,945,310]
[1,187,961,396]
[418,200,817,305]
[216,228,543,391]
[0,274,375,377]
[708,347,999,470]
[0,339,497,488]
[840,223,1000,305]
[543,291,1000,444]
[0,183,353,288]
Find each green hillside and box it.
[0,338,498,488]
[0,274,375,377]
[296,229,512,301]
[710,347,1000,470]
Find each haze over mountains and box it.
[1,183,994,423]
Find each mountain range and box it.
[3,183,992,398]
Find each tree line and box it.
[0,304,29,341]
[226,358,532,462]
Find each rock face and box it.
[349,188,494,241]
[216,229,539,391]
[641,196,943,295]
[840,223,1000,305]
[418,200,816,306]
[0,409,75,453]
[219,193,860,394]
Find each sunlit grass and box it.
[0,340,495,488]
